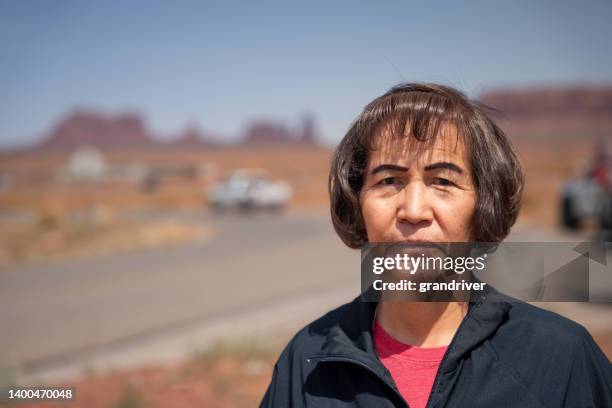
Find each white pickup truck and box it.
[208,169,292,212]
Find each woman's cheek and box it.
[362,198,394,241]
[436,200,475,241]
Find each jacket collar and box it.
[307,283,513,376]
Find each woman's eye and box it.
[379,177,399,186]
[433,177,455,187]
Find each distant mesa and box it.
[479,87,612,117]
[30,86,612,153]
[31,110,320,152]
[299,114,318,144]
[241,114,319,146]
[478,86,612,141]
[39,111,155,150]
[171,126,218,148]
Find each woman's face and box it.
[359,127,476,243]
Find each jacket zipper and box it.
[423,300,483,408]
[307,355,411,408]
[307,297,486,408]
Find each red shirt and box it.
[373,321,448,408]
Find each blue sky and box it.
[1,0,611,148]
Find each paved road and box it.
[0,210,610,384]
[0,210,359,381]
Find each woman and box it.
[259,83,611,407]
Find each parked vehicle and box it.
[561,177,604,229]
[560,141,612,239]
[208,169,292,212]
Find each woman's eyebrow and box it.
[370,162,464,175]
[371,164,409,175]
[424,162,464,174]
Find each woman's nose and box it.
[396,182,434,225]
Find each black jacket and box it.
[259,285,612,407]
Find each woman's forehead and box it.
[367,126,469,168]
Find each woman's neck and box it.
[375,301,468,347]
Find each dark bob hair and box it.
[329,82,524,248]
